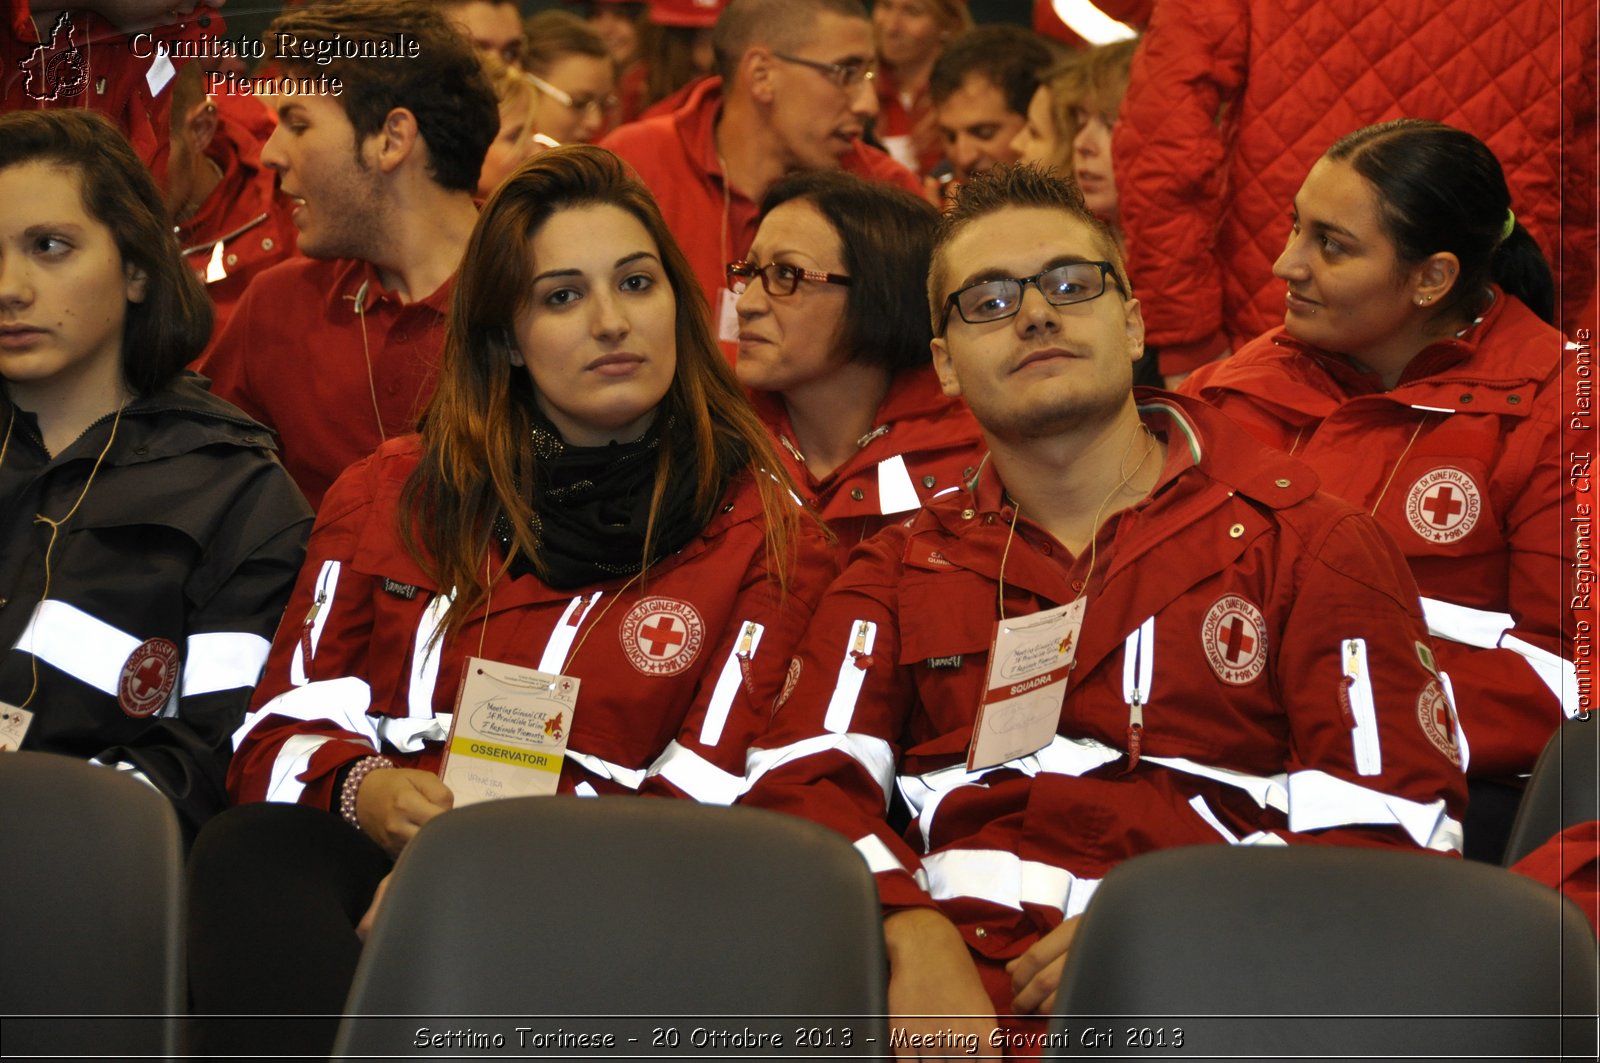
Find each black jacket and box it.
[1,372,312,838]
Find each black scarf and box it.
[493,410,744,589]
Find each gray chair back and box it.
[0,751,185,1059]
[334,797,888,1059]
[1049,845,1597,1060]
[1503,716,1598,867]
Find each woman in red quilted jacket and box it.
[1183,120,1575,863]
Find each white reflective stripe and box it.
[574,782,599,797]
[1049,0,1138,44]
[646,740,746,805]
[1188,794,1240,843]
[1286,769,1462,852]
[145,45,175,94]
[1421,597,1512,649]
[876,454,921,515]
[824,621,876,733]
[931,485,961,499]
[746,732,896,806]
[291,559,341,688]
[88,759,159,792]
[264,734,333,804]
[898,734,1123,819]
[204,240,228,283]
[916,779,975,851]
[1438,671,1470,772]
[853,834,909,876]
[375,715,451,753]
[539,593,601,674]
[700,621,764,746]
[1237,831,1288,847]
[920,849,1098,914]
[1142,754,1289,813]
[14,600,140,696]
[233,676,377,750]
[1499,633,1581,714]
[1122,616,1155,705]
[408,592,454,718]
[182,632,271,697]
[565,747,647,790]
[1409,404,1457,414]
[1062,876,1100,918]
[1342,638,1382,777]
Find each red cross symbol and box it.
[1421,485,1463,527]
[1220,616,1256,664]
[639,615,686,657]
[133,657,168,696]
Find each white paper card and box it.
[717,286,741,342]
[0,703,34,751]
[968,599,1085,771]
[441,657,576,806]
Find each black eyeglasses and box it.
[939,261,1126,333]
[726,260,853,296]
[771,51,877,90]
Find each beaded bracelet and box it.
[339,755,395,829]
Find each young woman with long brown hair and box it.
[187,145,834,1057]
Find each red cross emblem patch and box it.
[118,638,180,718]
[1416,679,1461,767]
[1404,467,1481,544]
[620,598,705,676]
[1201,595,1268,685]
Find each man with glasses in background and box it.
[738,165,1467,1051]
[600,0,920,350]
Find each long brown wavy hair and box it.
[401,144,803,638]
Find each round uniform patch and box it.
[118,638,180,718]
[1404,467,1482,544]
[620,598,705,676]
[1416,679,1461,767]
[1201,595,1268,685]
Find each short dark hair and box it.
[1326,119,1555,326]
[268,0,499,193]
[928,163,1126,333]
[523,9,612,75]
[712,0,868,83]
[929,25,1059,115]
[760,170,939,373]
[0,109,211,392]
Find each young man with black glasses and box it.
[738,165,1468,1053]
[600,0,919,350]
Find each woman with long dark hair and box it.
[0,109,310,841]
[188,145,834,1056]
[1183,119,1572,861]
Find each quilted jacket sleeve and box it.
[1114,0,1249,372]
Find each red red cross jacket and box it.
[2,5,227,175]
[1183,290,1577,778]
[1114,0,1597,372]
[176,101,300,338]
[228,437,837,811]
[751,367,987,565]
[739,393,1467,1002]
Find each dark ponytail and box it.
[1326,119,1555,326]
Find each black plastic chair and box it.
[1048,845,1597,1060]
[1503,716,1598,867]
[333,797,889,1058]
[0,751,185,1059]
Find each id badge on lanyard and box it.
[440,656,579,805]
[966,598,1085,771]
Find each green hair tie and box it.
[1499,209,1516,244]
